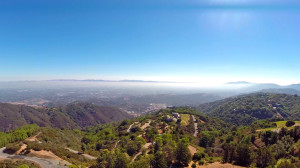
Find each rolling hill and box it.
[197,93,300,125]
[0,102,131,131]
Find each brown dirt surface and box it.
[28,150,66,162]
[254,138,265,148]
[140,121,151,130]
[188,145,197,156]
[26,132,42,143]
[294,123,300,127]
[15,144,27,155]
[199,120,206,124]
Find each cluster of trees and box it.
[82,109,196,168]
[199,131,219,148]
[0,124,39,147]
[93,136,192,168]
[94,149,129,168]
[220,126,300,167]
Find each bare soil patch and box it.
[140,121,151,130]
[15,144,27,155]
[188,145,197,156]
[28,150,63,160]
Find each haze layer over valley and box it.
[1,80,300,116]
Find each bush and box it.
[286,121,295,127]
[193,152,206,161]
[198,160,204,165]
[276,159,296,168]
[4,143,21,154]
[17,164,29,168]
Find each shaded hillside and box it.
[197,93,300,125]
[0,102,131,131]
[57,102,132,127]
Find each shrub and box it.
[276,159,296,168]
[286,121,295,127]
[193,152,206,161]
[17,164,29,168]
[198,160,204,165]
[4,143,21,154]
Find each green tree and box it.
[255,147,275,168]
[271,141,285,159]
[199,131,216,147]
[97,149,115,168]
[154,136,163,153]
[286,121,295,127]
[280,135,294,154]
[223,142,236,163]
[151,151,167,168]
[235,143,251,166]
[277,159,296,168]
[97,149,129,168]
[262,131,277,146]
[132,156,151,168]
[114,149,129,168]
[175,138,191,166]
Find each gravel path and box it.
[0,147,68,168]
[192,115,198,137]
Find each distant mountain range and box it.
[0,102,131,131]
[46,79,180,83]
[226,81,254,85]
[225,81,300,95]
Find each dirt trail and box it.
[15,144,27,155]
[140,121,151,130]
[27,132,42,143]
[29,150,65,161]
[114,140,120,149]
[65,148,97,160]
[127,122,139,132]
[131,143,151,162]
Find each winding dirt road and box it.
[65,148,97,160]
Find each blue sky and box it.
[1,0,300,85]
